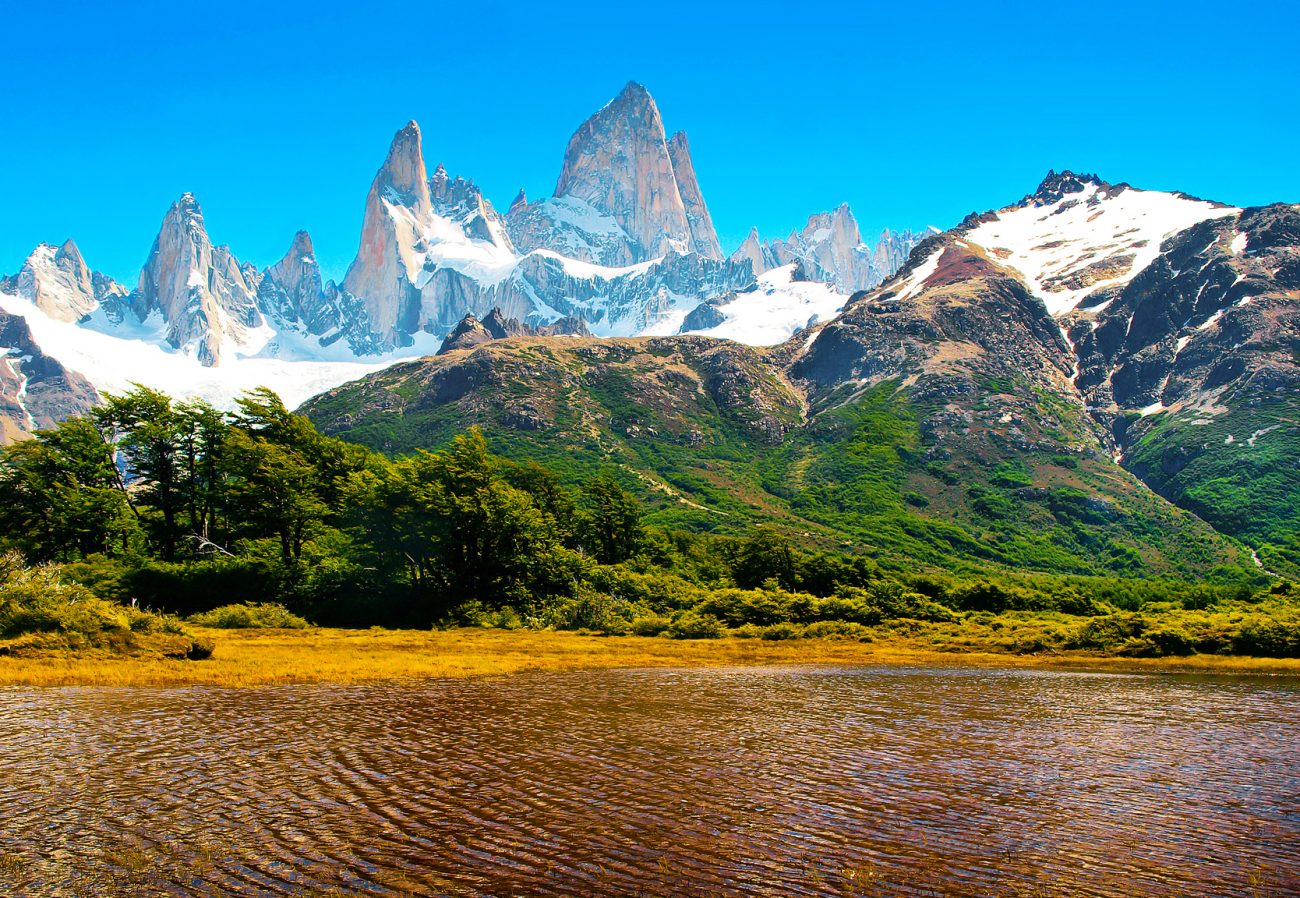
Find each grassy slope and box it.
[1126,395,1300,576]
[305,344,1246,580]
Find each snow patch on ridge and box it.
[965,184,1239,317]
[0,290,403,410]
[680,265,849,346]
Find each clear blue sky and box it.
[3,0,1296,284]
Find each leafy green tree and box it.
[347,429,571,617]
[577,472,645,564]
[732,527,799,591]
[0,416,138,560]
[94,387,188,559]
[223,428,329,564]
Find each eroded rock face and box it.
[342,121,431,343]
[508,82,722,270]
[0,310,98,443]
[667,131,722,260]
[550,81,693,264]
[729,209,928,294]
[0,240,127,322]
[133,193,263,366]
[1071,202,1300,417]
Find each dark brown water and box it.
[1,666,1297,897]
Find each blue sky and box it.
[3,0,1296,283]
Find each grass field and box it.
[2,626,1298,688]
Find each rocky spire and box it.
[508,188,528,216]
[8,239,100,322]
[261,230,326,325]
[375,121,432,216]
[552,81,693,264]
[135,193,262,366]
[342,121,433,340]
[666,131,722,260]
[729,226,772,279]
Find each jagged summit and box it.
[547,80,693,264]
[437,307,592,354]
[667,130,722,260]
[730,206,928,295]
[607,80,653,111]
[1030,170,1107,205]
[374,120,431,213]
[508,189,528,215]
[288,229,314,257]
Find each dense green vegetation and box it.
[1126,396,1300,576]
[305,357,1248,581]
[1,386,1296,659]
[0,551,211,659]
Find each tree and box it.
[0,416,138,560]
[94,387,187,560]
[733,527,799,591]
[577,472,645,564]
[223,428,329,564]
[346,429,571,617]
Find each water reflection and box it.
[1,666,1296,896]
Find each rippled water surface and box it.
[1,665,1297,897]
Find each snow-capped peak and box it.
[964,175,1239,317]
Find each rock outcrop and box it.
[548,81,694,264]
[0,310,99,443]
[438,308,591,354]
[132,193,264,366]
[667,131,722,260]
[0,240,127,322]
[507,82,722,267]
[341,120,432,343]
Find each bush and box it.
[666,611,724,639]
[801,620,874,641]
[188,602,311,629]
[758,622,801,641]
[542,586,642,633]
[1234,618,1300,657]
[0,551,209,658]
[629,614,672,636]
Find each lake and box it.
[1,665,1296,896]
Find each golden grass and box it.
[1,627,1298,688]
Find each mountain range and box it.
[303,171,1299,578]
[1,84,1296,580]
[0,81,925,437]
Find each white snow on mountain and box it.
[965,183,1239,317]
[0,290,411,410]
[680,266,849,345]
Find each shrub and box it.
[629,614,672,637]
[801,620,874,641]
[0,551,210,658]
[666,611,724,640]
[188,602,311,629]
[1234,619,1300,657]
[759,622,801,641]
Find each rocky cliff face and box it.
[546,81,695,265]
[132,193,265,366]
[341,120,433,343]
[0,240,128,323]
[507,82,725,268]
[438,308,592,354]
[667,131,723,260]
[729,208,929,294]
[0,310,98,443]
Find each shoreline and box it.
[2,627,1299,688]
